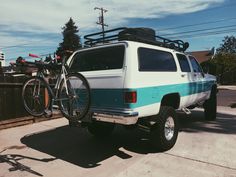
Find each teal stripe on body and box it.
[90,81,215,109]
[91,89,124,109]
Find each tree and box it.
[56,18,82,58]
[211,36,236,84]
[217,36,236,53]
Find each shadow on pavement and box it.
[179,110,236,134]
[21,125,155,168]
[20,110,236,169]
[0,153,55,176]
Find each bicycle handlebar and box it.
[14,60,62,71]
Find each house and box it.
[189,48,215,63]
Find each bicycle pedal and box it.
[44,110,53,118]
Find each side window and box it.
[138,48,177,72]
[189,56,203,73]
[176,54,191,72]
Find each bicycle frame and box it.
[34,58,69,110]
[22,54,91,119]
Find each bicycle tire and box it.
[22,76,52,117]
[58,73,91,121]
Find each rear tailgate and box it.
[69,43,129,112]
[83,69,126,110]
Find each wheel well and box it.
[161,93,180,109]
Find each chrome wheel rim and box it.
[164,116,175,141]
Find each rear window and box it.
[138,48,177,72]
[70,45,125,72]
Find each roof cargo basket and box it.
[84,27,189,52]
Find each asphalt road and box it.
[217,89,236,107]
[0,106,236,177]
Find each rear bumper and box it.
[91,109,138,125]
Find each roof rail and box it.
[84,27,127,46]
[84,27,189,52]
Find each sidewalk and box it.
[218,85,236,90]
[0,106,236,177]
[217,106,236,114]
[217,85,236,108]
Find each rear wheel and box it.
[58,73,90,121]
[204,87,217,121]
[22,76,52,117]
[150,106,179,151]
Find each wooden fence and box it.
[0,75,62,129]
[0,75,28,121]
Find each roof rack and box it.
[84,27,189,52]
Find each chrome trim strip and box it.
[92,112,138,125]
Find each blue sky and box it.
[0,0,236,65]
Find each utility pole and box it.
[94,7,108,41]
[0,50,5,67]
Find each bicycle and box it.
[21,53,91,121]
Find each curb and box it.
[218,85,236,91]
[217,106,236,116]
[0,114,63,130]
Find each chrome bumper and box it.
[92,111,138,125]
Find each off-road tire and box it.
[150,106,179,151]
[204,87,217,121]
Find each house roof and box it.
[189,50,213,63]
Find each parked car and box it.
[68,27,217,151]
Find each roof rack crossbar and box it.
[84,34,121,46]
[84,27,127,46]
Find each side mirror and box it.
[202,65,209,74]
[201,72,205,78]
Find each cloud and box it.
[0,0,224,33]
[0,0,225,59]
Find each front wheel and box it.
[22,76,52,117]
[204,87,217,121]
[150,106,179,151]
[58,73,90,121]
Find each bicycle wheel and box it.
[58,73,90,121]
[22,76,52,117]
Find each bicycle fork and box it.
[44,72,70,118]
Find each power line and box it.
[0,37,59,50]
[169,28,236,39]
[157,17,236,31]
[0,25,88,50]
[3,17,234,50]
[161,24,236,37]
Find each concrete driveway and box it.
[0,107,236,177]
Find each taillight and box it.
[124,91,137,103]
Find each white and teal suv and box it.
[68,27,217,151]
